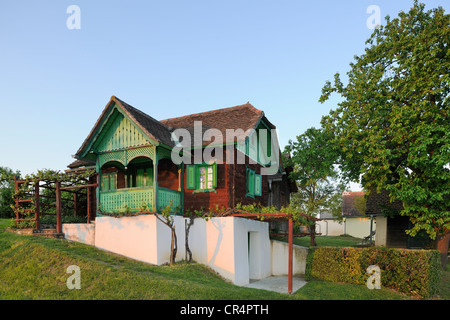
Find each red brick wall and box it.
[183,150,232,212]
[158,158,179,190]
[182,148,268,212]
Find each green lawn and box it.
[0,219,446,300]
[292,234,364,247]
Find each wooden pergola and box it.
[228,211,320,294]
[14,175,97,234]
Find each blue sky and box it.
[0,0,448,187]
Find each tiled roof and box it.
[67,159,95,169]
[342,191,366,217]
[73,96,273,162]
[74,96,175,159]
[160,102,273,146]
[114,97,175,148]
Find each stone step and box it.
[33,228,65,239]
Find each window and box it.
[135,168,153,187]
[101,172,117,191]
[246,167,262,197]
[198,165,214,190]
[186,163,217,191]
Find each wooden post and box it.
[96,158,101,218]
[56,181,62,234]
[153,153,158,212]
[14,177,19,228]
[87,186,91,224]
[180,166,184,215]
[288,218,293,294]
[73,192,78,217]
[34,181,40,230]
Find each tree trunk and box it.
[185,217,194,262]
[436,230,450,269]
[155,214,178,266]
[172,227,177,265]
[310,222,317,246]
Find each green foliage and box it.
[8,168,96,228]
[353,194,366,215]
[234,203,318,227]
[0,166,21,218]
[319,1,450,239]
[40,215,87,225]
[284,127,348,219]
[306,246,442,298]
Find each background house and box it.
[366,189,433,249]
[316,211,345,236]
[315,191,374,239]
[341,191,375,239]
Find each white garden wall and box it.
[188,216,271,286]
[94,215,159,264]
[64,215,308,286]
[63,223,95,245]
[345,217,375,238]
[270,240,308,276]
[315,220,345,236]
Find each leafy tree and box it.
[0,166,21,218]
[284,127,348,220]
[353,194,367,216]
[319,1,449,265]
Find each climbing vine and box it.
[4,168,96,228]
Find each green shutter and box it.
[212,163,217,188]
[246,168,250,194]
[186,165,195,189]
[110,173,117,191]
[249,170,255,196]
[102,172,117,191]
[255,174,262,196]
[246,167,255,196]
[102,175,110,191]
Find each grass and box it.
[0,219,447,300]
[291,234,364,248]
[441,263,450,299]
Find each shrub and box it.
[306,246,442,298]
[40,215,87,225]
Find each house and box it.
[315,192,374,239]
[68,96,295,217]
[341,191,375,239]
[366,189,433,249]
[316,211,344,236]
[63,96,302,286]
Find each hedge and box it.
[305,246,442,298]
